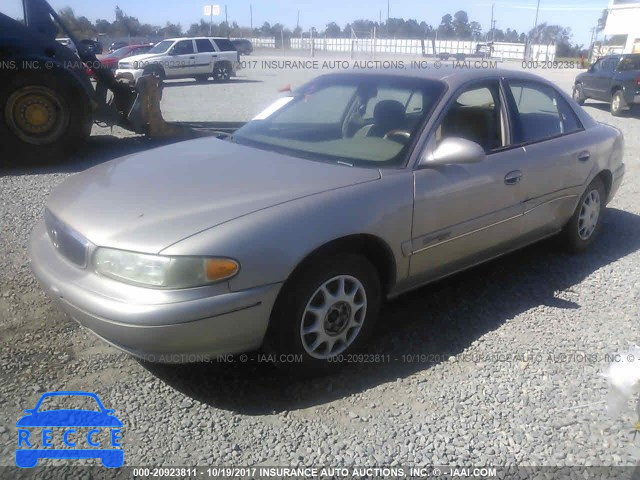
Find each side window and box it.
[172,40,194,55]
[435,82,504,153]
[213,39,236,51]
[591,60,602,72]
[195,39,215,53]
[507,80,581,144]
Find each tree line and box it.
[52,6,585,56]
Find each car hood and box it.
[47,138,380,253]
[118,52,164,64]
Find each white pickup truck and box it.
[115,37,240,84]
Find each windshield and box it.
[233,74,445,167]
[148,40,174,54]
[36,395,101,412]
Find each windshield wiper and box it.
[336,160,353,167]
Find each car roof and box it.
[319,67,557,89]
[163,37,232,42]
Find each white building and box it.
[603,0,640,53]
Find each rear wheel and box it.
[212,62,231,82]
[266,253,381,375]
[572,83,586,105]
[610,90,625,116]
[0,69,91,166]
[560,177,606,252]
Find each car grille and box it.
[44,209,90,268]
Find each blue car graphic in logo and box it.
[15,391,123,468]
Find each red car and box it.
[86,44,153,77]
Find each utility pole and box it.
[489,3,494,42]
[387,0,390,25]
[225,5,228,38]
[250,5,253,30]
[297,10,300,30]
[208,6,213,36]
[533,0,541,32]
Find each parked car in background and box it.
[79,39,103,54]
[109,40,129,53]
[232,38,253,55]
[573,53,640,116]
[55,37,77,55]
[115,37,240,84]
[30,69,624,375]
[86,44,153,77]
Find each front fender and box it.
[160,172,414,291]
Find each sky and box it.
[5,0,608,46]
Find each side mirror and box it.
[420,137,486,167]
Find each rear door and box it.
[194,38,217,74]
[503,79,591,236]
[591,56,620,100]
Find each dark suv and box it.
[573,53,640,116]
[232,38,253,55]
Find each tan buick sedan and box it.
[30,68,625,374]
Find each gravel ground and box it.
[1,53,639,475]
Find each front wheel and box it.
[560,177,606,252]
[572,83,586,105]
[611,90,625,116]
[266,253,381,375]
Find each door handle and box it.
[504,170,522,185]
[577,151,591,162]
[189,56,195,59]
[212,54,218,58]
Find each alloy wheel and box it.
[299,275,367,359]
[578,189,601,240]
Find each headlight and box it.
[93,248,239,288]
[132,61,139,69]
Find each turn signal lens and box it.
[205,258,239,282]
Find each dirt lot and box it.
[1,53,639,474]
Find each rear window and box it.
[619,55,640,71]
[213,39,237,51]
[195,39,215,53]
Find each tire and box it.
[0,69,91,166]
[572,83,586,105]
[610,89,625,117]
[560,177,606,252]
[212,62,231,82]
[266,253,381,375]
[143,66,165,82]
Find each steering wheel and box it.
[383,129,412,144]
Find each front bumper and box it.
[114,68,144,84]
[29,220,282,362]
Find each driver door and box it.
[410,80,527,282]
[166,39,197,78]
